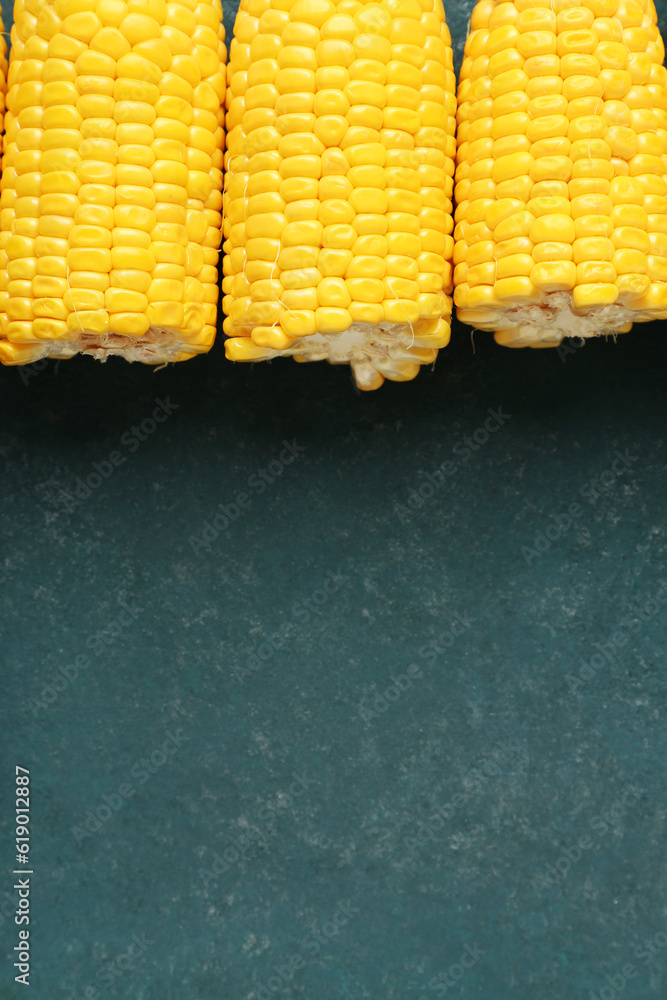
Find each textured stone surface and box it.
[3,316,667,1000]
[1,2,667,999]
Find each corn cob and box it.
[222,0,457,390]
[0,0,226,367]
[454,0,667,348]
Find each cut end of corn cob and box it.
[0,326,206,366]
[222,0,457,390]
[460,291,643,350]
[0,0,227,367]
[454,0,667,348]
[225,315,450,392]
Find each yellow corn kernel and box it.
[0,0,226,364]
[456,0,667,346]
[224,0,457,389]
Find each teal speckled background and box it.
[2,1,667,999]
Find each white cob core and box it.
[239,319,447,391]
[458,291,654,349]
